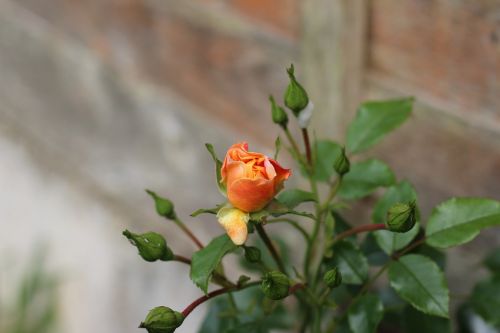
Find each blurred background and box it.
[0,0,499,332]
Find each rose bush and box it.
[124,65,500,333]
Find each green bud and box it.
[333,147,350,176]
[284,64,309,116]
[123,230,174,262]
[261,271,290,300]
[269,95,288,127]
[323,267,342,288]
[244,246,262,263]
[386,201,417,233]
[139,306,184,333]
[146,190,176,220]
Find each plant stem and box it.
[181,281,259,318]
[181,281,305,318]
[332,223,387,244]
[173,255,191,265]
[320,177,343,213]
[173,255,235,288]
[266,218,310,242]
[309,177,344,288]
[301,128,312,167]
[256,223,287,273]
[174,217,204,249]
[392,236,426,260]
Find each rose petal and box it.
[227,177,275,212]
[217,207,249,245]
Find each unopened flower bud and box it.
[323,267,342,288]
[146,190,176,220]
[123,230,174,262]
[217,207,250,245]
[261,271,290,300]
[386,201,417,233]
[244,246,262,263]
[284,64,309,117]
[269,95,288,128]
[333,148,350,176]
[139,306,184,333]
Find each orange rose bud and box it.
[217,207,250,245]
[221,142,291,212]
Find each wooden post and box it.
[300,0,368,139]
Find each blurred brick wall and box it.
[14,0,300,144]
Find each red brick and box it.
[369,0,500,125]
[229,0,300,38]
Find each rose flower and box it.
[221,142,291,212]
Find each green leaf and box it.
[361,233,389,266]
[197,298,234,333]
[328,240,369,285]
[348,294,384,333]
[190,234,237,294]
[205,143,226,195]
[402,305,451,333]
[274,136,281,160]
[346,98,413,154]
[312,140,342,182]
[425,198,500,248]
[388,254,449,318]
[276,189,316,209]
[296,139,343,182]
[470,274,500,329]
[372,181,420,254]
[338,159,396,200]
[250,199,315,222]
[190,205,222,217]
[484,247,500,273]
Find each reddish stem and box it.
[256,223,286,273]
[301,128,312,167]
[333,223,386,243]
[175,219,204,249]
[174,255,191,265]
[181,282,305,318]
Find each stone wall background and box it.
[0,0,499,332]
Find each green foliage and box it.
[205,143,226,195]
[388,254,449,318]
[123,230,174,262]
[469,274,500,329]
[426,198,500,248]
[190,205,222,217]
[323,267,342,288]
[385,201,417,233]
[276,189,316,209]
[348,294,384,333]
[310,140,342,182]
[190,234,237,294]
[199,288,292,333]
[401,306,451,333]
[249,199,314,222]
[123,65,499,333]
[284,64,309,116]
[140,306,184,333]
[338,159,396,200]
[372,181,420,254]
[328,240,369,285]
[346,98,413,154]
[261,271,290,300]
[484,247,500,273]
[146,190,176,219]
